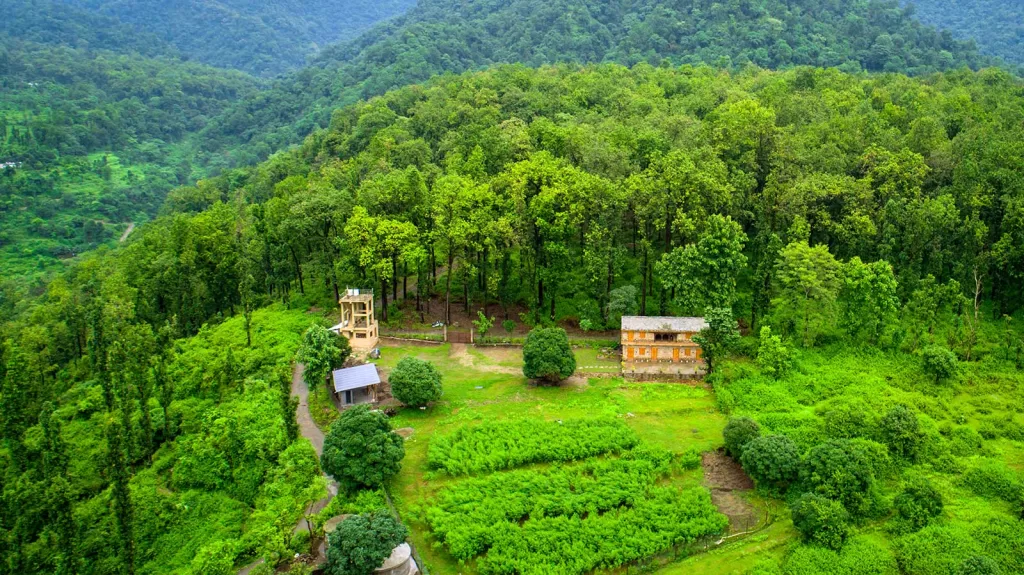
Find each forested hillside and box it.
[906,0,1024,66]
[2,63,1023,574]
[193,0,996,169]
[0,5,261,278]
[57,0,417,76]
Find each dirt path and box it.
[701,451,758,534]
[292,363,326,456]
[119,222,135,243]
[290,363,336,539]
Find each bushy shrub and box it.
[522,327,576,383]
[740,434,801,494]
[801,439,876,517]
[758,326,793,379]
[427,418,639,475]
[948,426,984,457]
[723,416,761,459]
[959,460,1024,503]
[893,478,943,532]
[821,400,877,440]
[921,345,958,383]
[879,405,923,461]
[783,537,898,575]
[321,405,405,491]
[325,513,408,575]
[958,555,1002,575]
[389,357,443,407]
[296,324,351,388]
[791,493,850,550]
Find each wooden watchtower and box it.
[338,288,379,350]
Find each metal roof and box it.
[621,316,708,332]
[331,364,381,393]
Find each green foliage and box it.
[658,214,747,313]
[427,418,639,475]
[297,325,352,389]
[909,0,1024,66]
[957,556,1003,575]
[607,285,639,325]
[522,327,576,383]
[782,536,898,575]
[472,311,495,338]
[921,345,959,383]
[801,439,877,517]
[840,258,900,345]
[893,478,943,532]
[427,449,727,575]
[388,357,443,407]
[321,405,405,492]
[502,320,516,335]
[791,493,850,550]
[196,0,996,168]
[723,416,761,459]
[959,460,1024,504]
[741,434,802,494]
[325,513,408,575]
[693,308,740,374]
[758,326,793,379]
[879,405,923,461]
[771,241,842,347]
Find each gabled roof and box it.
[621,316,708,333]
[331,364,381,393]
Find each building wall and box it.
[620,330,704,364]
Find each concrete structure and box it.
[376,543,419,575]
[330,364,382,406]
[621,316,707,376]
[333,288,379,350]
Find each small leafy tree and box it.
[879,405,923,461]
[321,405,404,491]
[757,326,792,379]
[325,513,408,575]
[472,311,494,338]
[801,439,876,517]
[693,307,740,375]
[522,327,576,383]
[606,285,639,324]
[740,434,801,494]
[297,325,352,388]
[502,320,516,335]
[893,477,943,532]
[791,493,850,550]
[723,417,761,460]
[389,357,443,407]
[921,344,958,383]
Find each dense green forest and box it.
[0,34,260,277]
[906,0,1024,66]
[57,0,417,77]
[2,62,1023,574]
[193,0,997,170]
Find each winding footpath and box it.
[291,363,337,532]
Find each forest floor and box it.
[358,342,780,575]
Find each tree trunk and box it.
[381,277,388,322]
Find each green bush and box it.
[426,449,727,575]
[723,416,761,460]
[325,513,408,575]
[388,357,443,407]
[958,555,1002,575]
[522,327,576,383]
[791,493,850,550]
[321,405,405,491]
[893,478,944,532]
[740,434,801,494]
[921,345,958,383]
[427,418,638,475]
[959,460,1024,503]
[801,439,877,517]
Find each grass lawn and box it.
[373,342,755,575]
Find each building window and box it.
[654,333,675,342]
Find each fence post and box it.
[443,325,447,342]
[470,328,474,344]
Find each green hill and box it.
[58,0,417,76]
[193,0,996,169]
[905,0,1024,66]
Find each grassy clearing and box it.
[375,342,732,574]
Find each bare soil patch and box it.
[702,450,758,534]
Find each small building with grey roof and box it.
[331,363,383,406]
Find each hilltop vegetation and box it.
[194,0,995,168]
[906,0,1024,66]
[57,0,417,77]
[2,62,1023,573]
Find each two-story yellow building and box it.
[621,316,707,374]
